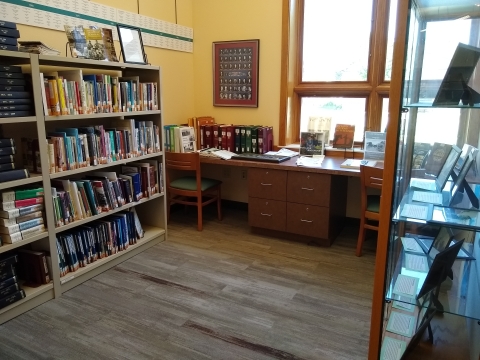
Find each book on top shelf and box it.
[332,124,355,149]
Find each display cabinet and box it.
[370,0,480,359]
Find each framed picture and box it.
[116,24,147,64]
[212,39,259,107]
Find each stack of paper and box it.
[265,148,299,158]
[296,155,325,167]
[18,41,60,55]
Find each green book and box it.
[245,126,253,153]
[169,125,178,152]
[15,188,44,201]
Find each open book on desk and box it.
[198,148,237,160]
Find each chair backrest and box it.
[165,152,202,192]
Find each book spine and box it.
[0,290,25,310]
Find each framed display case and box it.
[370,0,480,359]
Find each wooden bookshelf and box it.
[0,52,167,324]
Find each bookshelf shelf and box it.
[0,173,43,191]
[60,225,165,293]
[55,193,163,234]
[0,232,48,255]
[0,116,37,124]
[45,110,161,122]
[49,152,163,179]
[0,52,167,324]
[0,282,54,324]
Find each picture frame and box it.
[116,24,147,65]
[212,39,259,107]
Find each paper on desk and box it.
[296,156,325,167]
[265,148,299,158]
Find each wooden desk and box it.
[201,156,361,246]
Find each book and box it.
[1,197,44,211]
[340,159,377,169]
[412,142,432,169]
[333,124,355,149]
[425,142,452,176]
[0,203,44,219]
[300,132,326,156]
[0,275,17,291]
[0,169,29,183]
[0,217,44,235]
[18,249,50,286]
[0,283,20,299]
[0,224,45,243]
[64,25,87,58]
[0,210,43,227]
[1,187,44,201]
[0,253,18,272]
[0,289,26,310]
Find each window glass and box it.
[302,0,373,82]
[414,108,459,145]
[381,97,389,132]
[300,97,366,142]
[385,0,398,80]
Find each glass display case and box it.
[379,0,480,359]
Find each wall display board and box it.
[0,0,193,53]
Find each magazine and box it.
[64,25,87,58]
[333,124,355,149]
[300,132,325,156]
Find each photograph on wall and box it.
[212,39,259,107]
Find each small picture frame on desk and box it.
[116,24,147,64]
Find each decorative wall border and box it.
[0,0,194,53]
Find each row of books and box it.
[40,70,158,116]
[0,187,46,244]
[0,138,31,183]
[0,254,25,310]
[46,121,161,174]
[52,163,162,228]
[56,209,144,278]
[0,62,34,118]
[164,124,274,154]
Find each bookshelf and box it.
[0,50,167,324]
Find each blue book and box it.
[48,131,73,170]
[56,128,83,167]
[82,75,98,113]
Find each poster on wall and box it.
[212,39,259,107]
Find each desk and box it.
[200,156,362,246]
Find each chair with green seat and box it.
[356,165,383,257]
[165,151,222,231]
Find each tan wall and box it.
[192,0,283,135]
[16,0,195,125]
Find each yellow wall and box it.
[192,0,283,140]
[16,0,195,125]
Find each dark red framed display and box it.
[213,39,259,107]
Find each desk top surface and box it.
[200,156,367,177]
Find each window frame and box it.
[279,0,393,146]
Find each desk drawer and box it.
[248,168,287,201]
[286,203,329,239]
[248,197,286,231]
[287,172,331,206]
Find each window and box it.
[280,0,397,145]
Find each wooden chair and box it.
[356,165,383,257]
[165,152,222,231]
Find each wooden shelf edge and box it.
[54,193,163,233]
[0,116,37,124]
[0,50,31,59]
[50,152,163,179]
[45,110,161,121]
[38,55,160,71]
[60,226,165,293]
[0,283,54,324]
[0,174,43,191]
[0,231,49,255]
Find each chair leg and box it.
[197,197,203,231]
[217,188,222,221]
[356,218,367,257]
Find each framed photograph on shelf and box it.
[212,39,259,107]
[116,24,147,64]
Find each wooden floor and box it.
[0,207,378,359]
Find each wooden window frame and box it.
[279,0,393,147]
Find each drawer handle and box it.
[301,187,314,191]
[261,213,272,217]
[301,219,313,223]
[261,183,272,186]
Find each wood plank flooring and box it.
[0,207,379,360]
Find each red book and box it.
[266,127,273,152]
[204,125,213,148]
[15,197,44,208]
[212,125,221,149]
[257,127,268,154]
[226,125,235,152]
